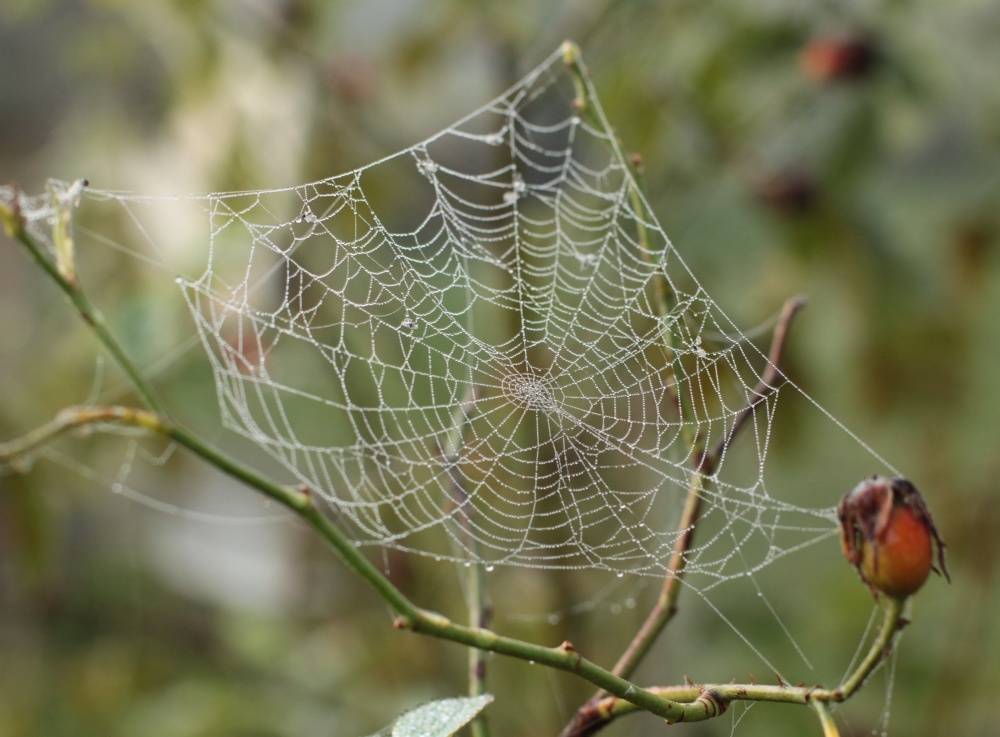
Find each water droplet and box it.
[616,572,624,578]
[174,277,183,285]
[485,133,503,146]
[111,483,123,494]
[464,561,471,568]
[434,556,442,562]
[417,159,438,176]
[528,660,535,665]
[571,116,581,126]
[485,565,495,572]
[503,190,519,205]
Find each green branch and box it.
[0,399,724,724]
[443,385,492,737]
[827,595,904,702]
[810,699,840,737]
[562,595,904,736]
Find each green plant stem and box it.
[444,386,491,737]
[810,698,841,737]
[830,595,904,701]
[0,401,725,724]
[562,595,904,736]
[467,557,491,737]
[564,42,705,688]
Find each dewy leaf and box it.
[382,694,493,737]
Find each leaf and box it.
[363,694,494,737]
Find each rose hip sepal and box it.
[837,476,950,599]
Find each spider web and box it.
[9,46,883,587]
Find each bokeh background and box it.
[2,1,999,736]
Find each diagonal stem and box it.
[0,402,724,723]
[830,595,904,701]
[560,295,808,737]
[615,297,805,677]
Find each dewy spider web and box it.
[14,46,883,586]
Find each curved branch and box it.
[561,594,904,736]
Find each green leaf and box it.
[364,695,494,737]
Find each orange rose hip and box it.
[837,476,949,599]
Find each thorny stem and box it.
[561,595,904,737]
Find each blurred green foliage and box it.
[2,1,999,736]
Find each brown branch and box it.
[707,295,808,465]
[559,294,807,737]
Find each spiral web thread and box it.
[8,46,866,587]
